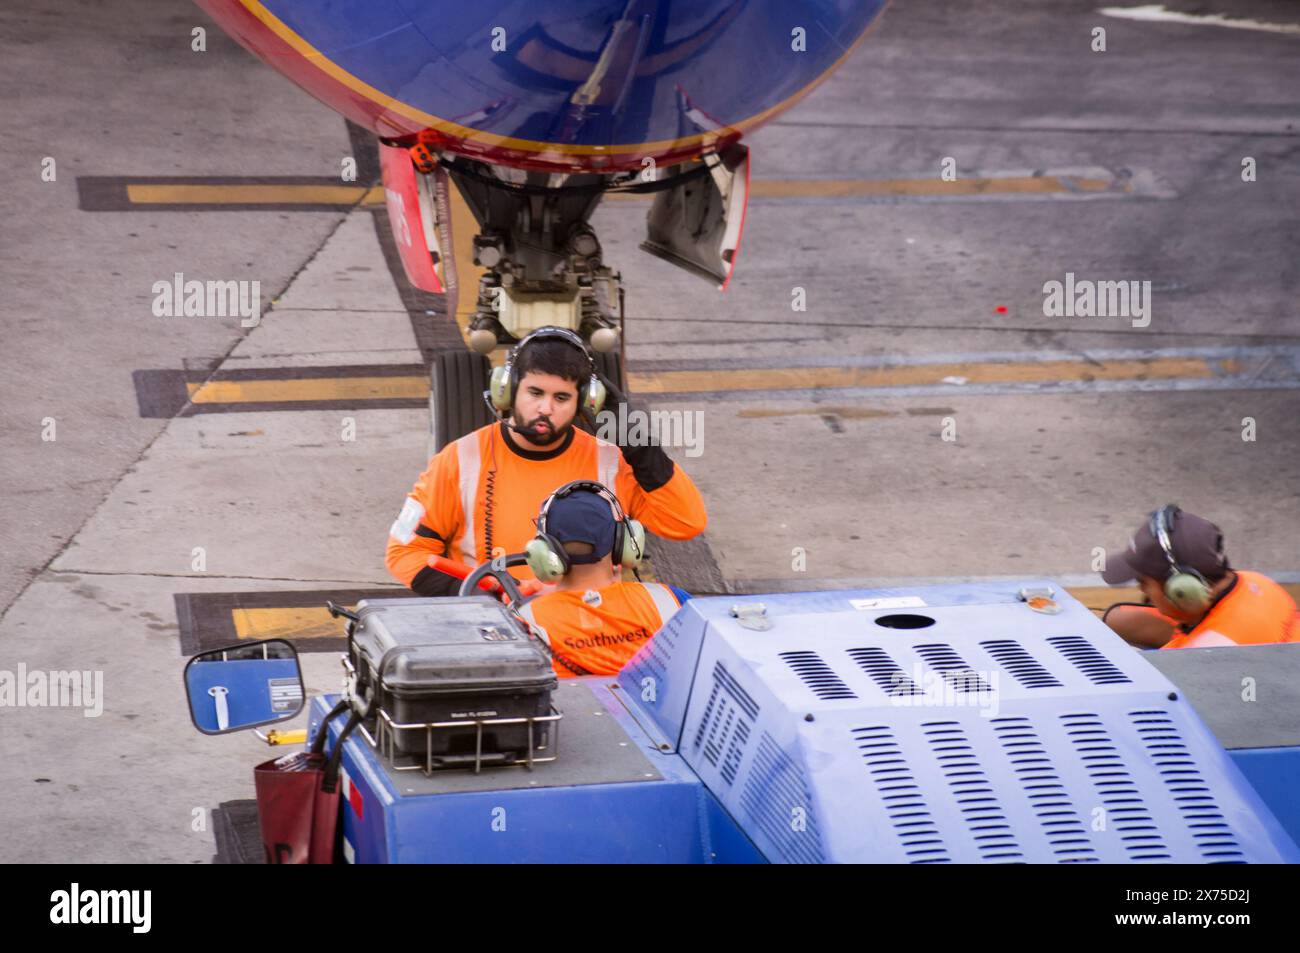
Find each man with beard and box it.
[385,328,707,596]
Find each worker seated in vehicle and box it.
[513,480,690,677]
[1100,504,1297,649]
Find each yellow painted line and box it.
[1071,586,1144,613]
[631,356,1216,395]
[127,184,384,205]
[738,406,953,420]
[1073,583,1300,615]
[234,606,340,640]
[606,175,1122,202]
[232,582,1300,639]
[125,176,1119,208]
[187,376,426,404]
[741,406,894,419]
[230,570,652,639]
[749,175,1119,197]
[181,355,1217,406]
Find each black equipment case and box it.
[348,597,557,765]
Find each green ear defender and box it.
[1150,505,1211,612]
[525,536,569,582]
[524,481,644,582]
[619,517,646,569]
[1164,572,1211,612]
[489,363,513,412]
[487,327,605,417]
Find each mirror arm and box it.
[327,601,360,622]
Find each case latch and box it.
[730,602,773,631]
[1018,586,1063,615]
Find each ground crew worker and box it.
[1100,504,1297,649]
[386,328,707,596]
[513,481,689,677]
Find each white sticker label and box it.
[850,596,928,610]
[388,497,425,544]
[268,678,303,713]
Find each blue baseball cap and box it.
[545,489,617,565]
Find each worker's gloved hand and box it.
[594,368,625,406]
[588,371,675,492]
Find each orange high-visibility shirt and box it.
[385,422,707,589]
[515,581,684,677]
[1163,571,1298,649]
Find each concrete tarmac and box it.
[1,0,1298,861]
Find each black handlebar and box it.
[459,553,530,603]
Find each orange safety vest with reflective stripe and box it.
[515,581,683,677]
[1163,570,1298,649]
[385,421,707,589]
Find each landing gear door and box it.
[378,141,454,297]
[640,143,749,290]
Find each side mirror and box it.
[183,639,305,735]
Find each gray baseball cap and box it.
[1102,507,1229,585]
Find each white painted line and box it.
[1100,5,1300,36]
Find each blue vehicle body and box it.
[308,581,1300,863]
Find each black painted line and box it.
[188,363,426,381]
[345,119,382,189]
[132,369,193,419]
[132,363,428,417]
[76,175,375,212]
[182,397,427,416]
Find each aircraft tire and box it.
[429,348,496,458]
[593,349,626,394]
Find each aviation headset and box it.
[524,480,645,582]
[487,327,607,419]
[1149,504,1216,613]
